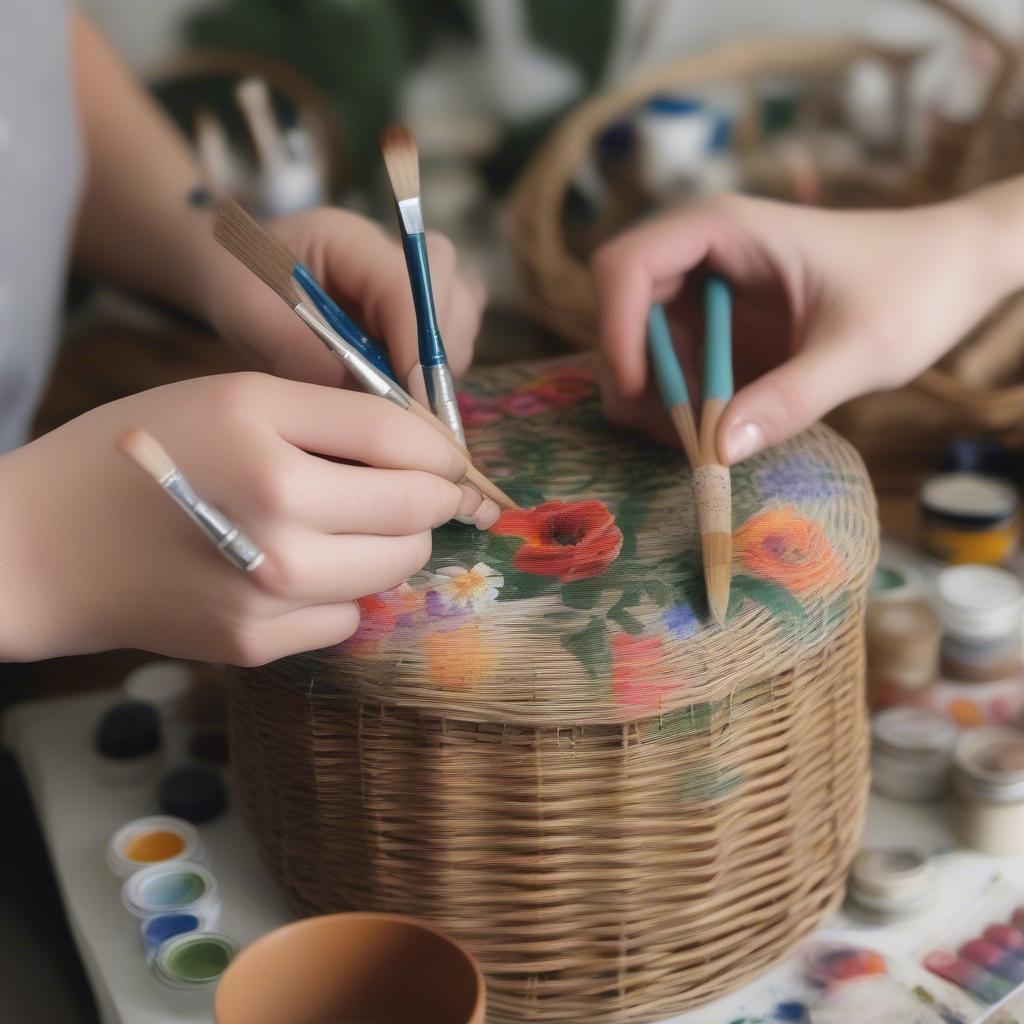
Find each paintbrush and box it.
[117,428,264,572]
[380,124,466,446]
[696,274,734,624]
[647,304,700,468]
[212,198,517,511]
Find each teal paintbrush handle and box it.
[401,230,445,367]
[647,304,690,409]
[703,275,733,402]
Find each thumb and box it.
[717,329,870,465]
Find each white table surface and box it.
[5,689,1024,1024]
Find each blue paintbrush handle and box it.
[703,275,733,401]
[400,231,446,367]
[646,304,690,409]
[292,263,397,383]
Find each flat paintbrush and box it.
[381,124,466,445]
[696,275,734,624]
[212,197,517,511]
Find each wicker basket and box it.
[510,0,1024,467]
[231,356,878,1023]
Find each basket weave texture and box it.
[232,356,879,1023]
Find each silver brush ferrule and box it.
[163,472,264,572]
[424,363,466,447]
[295,303,410,409]
[397,197,424,235]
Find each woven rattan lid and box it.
[311,356,877,725]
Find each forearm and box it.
[70,12,216,319]
[957,174,1024,306]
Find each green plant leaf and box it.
[608,606,644,635]
[560,580,602,610]
[562,615,611,681]
[732,574,804,620]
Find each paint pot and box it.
[936,565,1024,682]
[636,94,714,199]
[847,847,933,918]
[93,701,162,784]
[984,923,1024,955]
[122,661,194,724]
[122,861,219,926]
[920,472,1019,566]
[157,766,227,824]
[107,816,206,879]
[951,726,1024,854]
[153,931,237,1009]
[140,912,202,964]
[870,707,957,801]
[865,562,940,709]
[214,913,485,1024]
[940,438,1020,483]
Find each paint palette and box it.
[924,902,1024,1013]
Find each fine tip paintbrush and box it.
[697,275,734,624]
[212,197,517,511]
[117,427,264,572]
[380,124,466,446]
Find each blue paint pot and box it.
[140,912,202,964]
[122,861,220,927]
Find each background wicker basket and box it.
[231,356,878,1023]
[510,0,1024,482]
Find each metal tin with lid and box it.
[952,727,1024,853]
[871,707,958,801]
[848,847,934,917]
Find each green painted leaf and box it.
[643,580,671,606]
[609,590,641,615]
[732,574,804,620]
[500,570,558,601]
[726,584,744,621]
[561,580,601,610]
[657,702,717,738]
[484,533,522,566]
[608,607,643,635]
[562,615,611,681]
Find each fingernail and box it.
[474,499,501,531]
[724,421,764,464]
[454,513,477,525]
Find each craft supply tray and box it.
[231,356,878,1023]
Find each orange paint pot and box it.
[920,473,1020,566]
[107,816,206,879]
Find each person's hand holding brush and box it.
[593,180,1024,462]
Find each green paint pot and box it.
[154,932,238,992]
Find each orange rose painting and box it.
[426,625,495,691]
[733,506,842,596]
[491,500,623,582]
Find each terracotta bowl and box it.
[214,913,485,1024]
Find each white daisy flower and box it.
[433,563,504,611]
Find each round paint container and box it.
[106,816,206,879]
[952,727,1024,854]
[122,861,220,926]
[93,701,162,784]
[847,847,934,918]
[865,561,940,708]
[871,707,958,801]
[152,931,237,1009]
[158,766,227,825]
[936,565,1024,682]
[920,472,1019,566]
[140,912,203,964]
[123,661,194,724]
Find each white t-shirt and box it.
[0,0,82,452]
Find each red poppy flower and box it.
[491,500,623,581]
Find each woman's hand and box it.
[592,184,1024,463]
[0,373,490,665]
[205,207,487,396]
